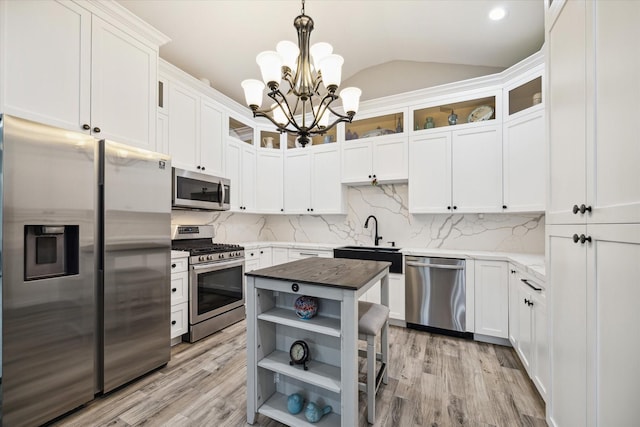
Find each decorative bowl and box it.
[294,296,318,320]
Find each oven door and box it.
[189,259,245,324]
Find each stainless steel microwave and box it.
[172,168,230,211]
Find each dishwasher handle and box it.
[406,261,464,270]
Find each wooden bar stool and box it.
[358,300,390,424]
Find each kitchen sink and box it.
[333,246,403,274]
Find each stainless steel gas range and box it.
[171,225,245,342]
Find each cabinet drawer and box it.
[288,248,333,260]
[170,302,188,339]
[171,257,188,274]
[170,271,188,305]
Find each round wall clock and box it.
[289,339,310,370]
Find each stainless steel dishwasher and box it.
[405,256,471,338]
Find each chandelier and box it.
[240,0,361,147]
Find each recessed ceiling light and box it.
[489,7,507,21]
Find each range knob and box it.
[207,255,213,260]
[198,256,205,261]
[218,254,223,259]
[220,253,225,259]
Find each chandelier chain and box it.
[301,0,305,15]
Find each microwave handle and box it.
[219,181,225,206]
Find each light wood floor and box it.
[52,321,546,427]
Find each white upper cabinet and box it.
[503,110,545,212]
[0,0,167,150]
[164,73,225,177]
[341,110,408,185]
[90,16,157,150]
[409,124,503,213]
[226,138,256,212]
[1,0,91,132]
[285,144,345,214]
[256,150,284,214]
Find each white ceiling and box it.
[117,0,544,105]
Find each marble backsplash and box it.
[171,184,545,254]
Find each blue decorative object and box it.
[287,393,304,414]
[304,401,332,423]
[448,109,458,125]
[294,296,318,320]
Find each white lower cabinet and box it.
[474,260,509,338]
[509,267,549,399]
[272,247,289,266]
[245,247,273,272]
[358,273,405,321]
[170,252,189,342]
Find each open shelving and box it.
[413,96,496,130]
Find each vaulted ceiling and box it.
[117,0,544,105]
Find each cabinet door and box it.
[388,274,405,321]
[284,151,311,214]
[516,283,533,373]
[590,2,640,224]
[91,16,157,150]
[200,99,224,176]
[259,248,273,268]
[256,151,283,214]
[1,0,91,131]
[341,141,373,183]
[372,138,408,182]
[503,112,545,212]
[508,267,520,347]
[474,260,508,338]
[547,224,588,427]
[242,145,256,211]
[311,146,344,214]
[226,140,242,211]
[452,125,503,213]
[408,132,452,213]
[168,82,199,170]
[271,247,289,266]
[532,289,548,402]
[546,0,587,224]
[590,224,640,426]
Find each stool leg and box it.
[367,334,375,424]
[382,320,389,384]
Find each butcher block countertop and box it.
[245,257,391,290]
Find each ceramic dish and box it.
[467,105,494,123]
[361,128,394,138]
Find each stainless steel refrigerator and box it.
[0,114,171,426]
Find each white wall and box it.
[172,183,544,254]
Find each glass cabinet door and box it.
[508,77,542,116]
[229,117,254,145]
[344,112,404,141]
[413,96,496,130]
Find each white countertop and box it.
[239,241,545,281]
[171,250,189,259]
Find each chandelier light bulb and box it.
[310,42,333,72]
[256,51,282,89]
[241,79,265,109]
[489,7,507,21]
[276,40,299,72]
[340,87,362,115]
[319,54,343,91]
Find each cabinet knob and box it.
[281,208,284,212]
[201,166,206,171]
[250,252,254,256]
[171,263,176,268]
[82,124,91,130]
[373,174,376,178]
[447,206,451,210]
[197,165,201,169]
[171,320,176,325]
[260,250,264,254]
[579,204,592,214]
[453,206,457,210]
[572,204,580,214]
[368,175,372,179]
[511,269,516,274]
[171,288,177,293]
[310,208,314,212]
[524,298,528,305]
[93,127,101,133]
[579,234,592,244]
[572,234,580,243]
[502,205,507,209]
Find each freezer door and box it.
[101,140,171,393]
[1,115,96,426]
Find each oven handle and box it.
[191,259,245,272]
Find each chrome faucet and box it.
[364,215,382,246]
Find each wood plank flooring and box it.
[51,321,546,427]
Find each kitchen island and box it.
[245,257,391,426]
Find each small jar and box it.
[424,117,435,129]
